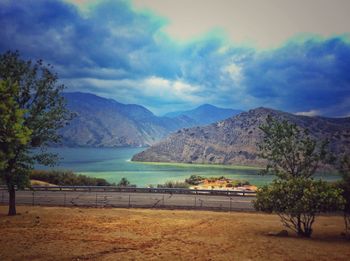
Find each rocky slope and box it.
[132,107,350,166]
[164,104,242,126]
[59,92,192,147]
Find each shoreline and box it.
[130,160,263,170]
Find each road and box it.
[0,190,254,211]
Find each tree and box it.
[117,177,130,187]
[254,116,344,237]
[0,80,33,215]
[337,155,350,238]
[254,178,344,237]
[0,51,73,215]
[258,115,328,179]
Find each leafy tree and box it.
[258,115,328,179]
[0,51,73,215]
[254,178,344,237]
[337,155,350,238]
[254,116,344,237]
[0,80,33,214]
[117,177,130,187]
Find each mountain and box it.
[132,107,350,166]
[164,104,242,126]
[59,92,193,147]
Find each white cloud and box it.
[295,110,320,117]
[133,0,350,49]
[223,63,243,85]
[65,75,205,113]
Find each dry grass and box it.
[0,205,349,261]
[30,180,56,186]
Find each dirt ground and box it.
[0,206,349,261]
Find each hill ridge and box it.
[132,107,350,166]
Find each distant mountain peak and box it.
[59,91,203,147]
[197,103,216,109]
[164,104,242,126]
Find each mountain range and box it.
[59,92,240,147]
[164,104,242,126]
[132,107,350,166]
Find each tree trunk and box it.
[345,212,350,238]
[8,185,16,216]
[297,216,303,236]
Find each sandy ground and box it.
[0,206,349,261]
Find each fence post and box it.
[128,194,131,208]
[32,191,35,206]
[162,195,165,208]
[2,191,4,204]
[230,197,232,212]
[194,196,197,208]
[64,193,66,207]
[95,193,98,207]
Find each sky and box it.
[0,0,350,117]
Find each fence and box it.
[0,186,255,211]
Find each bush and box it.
[117,177,130,187]
[157,181,190,188]
[29,170,113,186]
[230,180,250,187]
[337,155,350,238]
[185,175,204,185]
[254,116,343,238]
[254,178,344,237]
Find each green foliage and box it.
[258,115,328,179]
[255,116,343,237]
[0,80,32,189]
[117,177,131,187]
[0,51,73,151]
[254,178,344,237]
[157,181,190,189]
[0,50,73,215]
[185,175,204,185]
[230,180,250,187]
[30,170,113,186]
[162,175,250,188]
[336,155,350,237]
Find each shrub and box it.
[185,175,204,185]
[230,180,250,187]
[117,177,130,187]
[254,178,344,237]
[254,116,343,237]
[29,170,113,186]
[337,155,350,238]
[157,181,190,188]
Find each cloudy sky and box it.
[1,0,350,116]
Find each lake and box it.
[35,147,340,187]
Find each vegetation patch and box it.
[29,170,114,186]
[153,175,256,190]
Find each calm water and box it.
[35,147,340,187]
